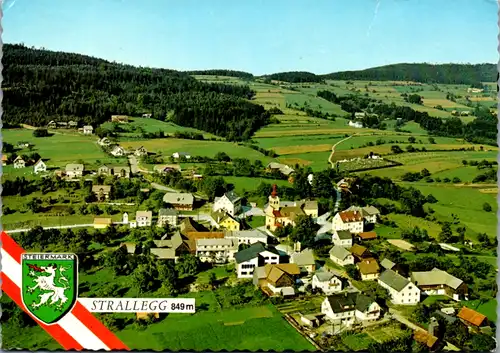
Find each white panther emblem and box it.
[27,264,70,311]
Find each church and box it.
[264,185,318,232]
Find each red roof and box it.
[339,211,363,223]
[358,232,377,240]
[457,307,487,326]
[273,210,282,217]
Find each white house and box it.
[329,246,355,267]
[345,205,380,224]
[234,242,280,278]
[378,269,421,305]
[33,160,47,174]
[135,211,152,227]
[348,121,363,128]
[332,230,353,248]
[332,210,364,234]
[98,137,111,146]
[290,249,316,274]
[13,156,26,168]
[110,145,126,157]
[196,238,238,263]
[321,292,380,326]
[65,163,84,178]
[134,146,148,157]
[312,271,342,294]
[213,191,242,216]
[83,125,94,135]
[172,152,191,159]
[224,229,268,245]
[157,208,178,227]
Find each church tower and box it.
[269,184,280,210]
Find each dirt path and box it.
[328,133,359,168]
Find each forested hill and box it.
[322,63,497,85]
[184,69,254,79]
[3,44,270,141]
[262,71,324,83]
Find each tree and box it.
[391,145,403,154]
[408,136,416,144]
[289,215,318,248]
[208,272,217,289]
[33,128,50,137]
[468,333,496,352]
[482,202,492,212]
[456,226,466,244]
[26,197,42,213]
[132,262,159,293]
[438,222,454,243]
[452,177,461,183]
[407,94,423,104]
[175,254,200,276]
[344,264,360,280]
[428,137,436,144]
[426,194,437,203]
[201,176,226,201]
[420,168,431,177]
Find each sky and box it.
[2,0,498,75]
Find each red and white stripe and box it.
[1,231,129,351]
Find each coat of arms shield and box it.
[21,253,78,324]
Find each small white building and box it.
[65,163,84,178]
[348,121,363,128]
[213,191,242,216]
[83,125,94,135]
[321,292,380,326]
[312,271,342,295]
[234,242,280,278]
[110,145,126,157]
[135,211,152,227]
[122,213,129,224]
[196,238,238,263]
[134,146,148,157]
[329,246,355,267]
[378,269,421,305]
[172,152,191,159]
[332,230,353,248]
[157,208,178,227]
[332,210,364,234]
[13,156,26,168]
[33,159,47,174]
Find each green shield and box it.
[21,253,78,324]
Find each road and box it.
[150,182,178,193]
[328,133,358,168]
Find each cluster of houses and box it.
[47,120,94,134]
[10,156,48,174]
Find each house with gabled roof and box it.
[225,229,268,245]
[253,263,301,297]
[411,268,468,301]
[357,258,380,280]
[457,307,488,328]
[163,192,194,211]
[213,190,242,216]
[135,211,153,227]
[357,231,377,241]
[380,258,408,277]
[266,162,295,177]
[98,137,111,146]
[378,269,420,305]
[321,292,381,326]
[350,244,373,262]
[332,210,364,234]
[235,241,280,278]
[92,185,111,201]
[157,208,178,227]
[332,230,353,248]
[218,212,241,231]
[312,271,342,294]
[109,145,126,157]
[153,164,182,174]
[65,163,84,178]
[47,120,57,128]
[329,246,355,267]
[134,146,148,157]
[2,155,8,166]
[33,159,47,174]
[345,205,380,224]
[290,249,316,274]
[149,232,191,262]
[83,125,94,135]
[13,156,26,169]
[94,217,112,229]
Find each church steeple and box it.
[269,184,280,210]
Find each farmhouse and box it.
[266,162,295,177]
[196,238,238,263]
[92,185,111,201]
[350,244,373,262]
[172,152,191,159]
[357,231,377,241]
[235,242,280,278]
[2,155,8,166]
[163,192,194,210]
[134,211,153,227]
[13,156,26,168]
[110,145,126,157]
[332,230,353,248]
[134,146,148,157]
[357,259,380,281]
[253,263,301,297]
[348,121,363,128]
[83,125,94,135]
[332,210,364,234]
[93,218,112,229]
[224,229,268,245]
[180,217,209,235]
[345,205,380,224]
[113,166,131,178]
[457,307,488,328]
[47,120,57,128]
[212,190,242,216]
[290,249,316,274]
[157,208,178,227]
[150,232,190,262]
[153,164,182,174]
[380,258,407,277]
[413,330,439,351]
[378,269,420,305]
[329,246,355,267]
[312,271,343,295]
[142,113,152,118]
[321,292,380,326]
[264,185,318,231]
[183,232,225,254]
[33,159,47,174]
[65,163,84,178]
[218,213,241,231]
[410,268,468,301]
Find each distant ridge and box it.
[184,69,254,80]
[320,63,497,85]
